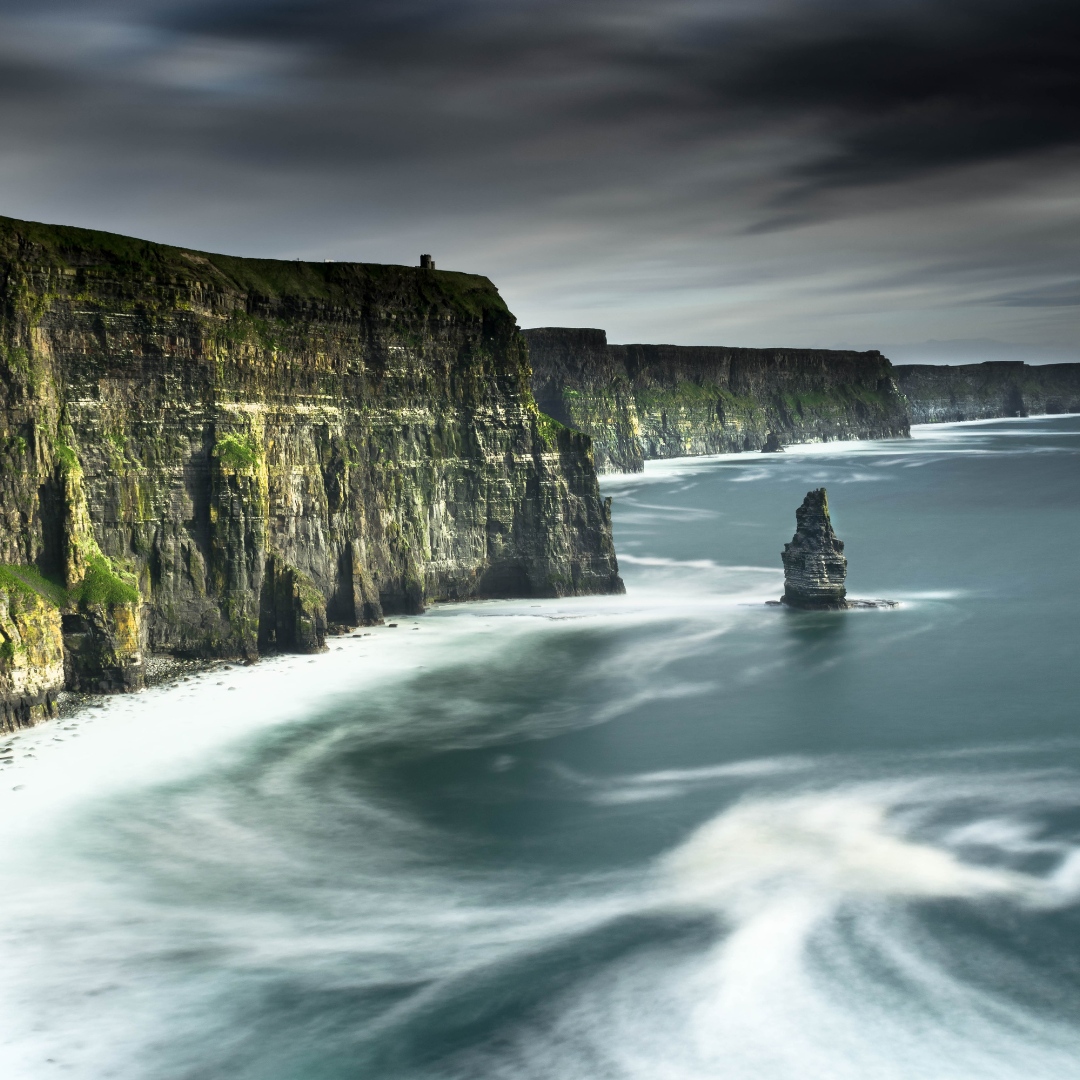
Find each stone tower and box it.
[781,488,848,608]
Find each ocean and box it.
[2,415,1079,1079]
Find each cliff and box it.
[895,362,1080,424]
[525,328,910,472]
[0,216,622,730]
[525,328,645,473]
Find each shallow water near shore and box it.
[2,415,1080,1079]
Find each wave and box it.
[454,772,1080,1080]
[604,416,1080,496]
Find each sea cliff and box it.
[895,362,1080,423]
[0,217,622,729]
[525,327,910,472]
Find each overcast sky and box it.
[0,0,1077,358]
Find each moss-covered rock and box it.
[62,600,144,694]
[0,580,64,731]
[258,554,328,654]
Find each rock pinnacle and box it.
[781,488,848,608]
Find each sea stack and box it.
[781,488,848,608]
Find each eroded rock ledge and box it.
[0,216,622,729]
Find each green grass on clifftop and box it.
[0,214,510,322]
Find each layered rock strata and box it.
[0,216,622,729]
[525,328,910,473]
[895,362,1080,424]
[781,489,847,609]
[525,328,644,473]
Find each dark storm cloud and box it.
[721,0,1080,187]
[0,0,1077,207]
[146,0,1080,188]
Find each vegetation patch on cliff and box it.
[216,311,284,352]
[213,432,261,471]
[0,565,68,607]
[635,382,761,418]
[1,558,138,610]
[53,430,79,470]
[535,411,568,447]
[69,555,139,607]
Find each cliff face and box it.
[895,362,1080,424]
[525,328,910,472]
[526,328,645,473]
[0,217,622,729]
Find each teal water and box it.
[2,417,1080,1079]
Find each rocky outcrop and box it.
[258,553,329,655]
[0,215,622,726]
[895,362,1080,424]
[780,489,847,609]
[525,328,910,472]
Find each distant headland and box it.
[524,327,1080,473]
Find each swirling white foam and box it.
[458,778,1080,1080]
